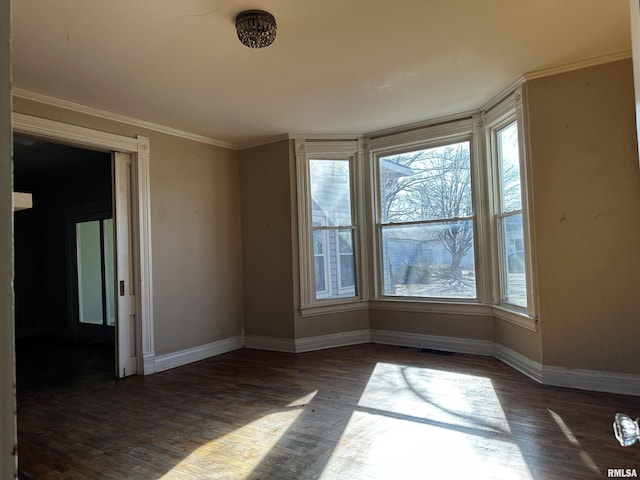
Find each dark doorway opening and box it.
[13,133,116,378]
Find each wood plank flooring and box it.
[16,341,640,479]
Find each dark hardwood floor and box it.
[15,341,640,479]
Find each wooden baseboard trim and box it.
[295,329,370,353]
[370,329,494,356]
[154,335,243,372]
[147,331,640,396]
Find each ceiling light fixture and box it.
[235,10,277,49]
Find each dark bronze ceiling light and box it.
[235,10,277,49]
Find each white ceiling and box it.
[11,1,632,149]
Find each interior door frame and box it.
[12,112,156,375]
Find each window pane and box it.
[497,122,522,212]
[314,256,327,296]
[310,159,352,226]
[313,229,324,254]
[103,219,115,327]
[340,255,355,289]
[380,221,476,298]
[76,221,104,325]
[313,227,356,299]
[499,213,527,307]
[338,229,353,254]
[338,229,355,290]
[379,142,472,223]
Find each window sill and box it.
[300,300,370,317]
[369,299,492,316]
[491,305,537,332]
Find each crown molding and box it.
[11,88,238,150]
[523,49,632,81]
[237,133,291,150]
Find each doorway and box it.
[12,113,154,378]
[13,133,118,376]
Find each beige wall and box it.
[371,309,494,341]
[527,59,640,373]
[12,97,244,357]
[10,58,640,378]
[295,309,370,339]
[239,140,295,338]
[494,321,542,363]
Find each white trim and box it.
[134,136,155,374]
[494,343,543,383]
[369,300,492,316]
[543,365,640,397]
[523,50,631,81]
[367,118,474,153]
[371,329,494,355]
[154,336,243,372]
[365,110,479,140]
[116,331,640,396]
[238,133,290,150]
[244,335,296,353]
[11,113,156,375]
[12,112,139,152]
[296,139,364,310]
[299,300,369,317]
[492,305,537,332]
[12,88,237,150]
[295,329,371,352]
[495,343,640,396]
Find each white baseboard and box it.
[154,335,243,372]
[142,353,157,375]
[146,330,640,396]
[371,329,494,356]
[244,335,296,353]
[494,343,640,396]
[542,365,640,396]
[493,343,543,383]
[295,329,370,353]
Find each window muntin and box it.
[312,218,329,297]
[495,121,528,308]
[377,141,477,299]
[309,158,357,301]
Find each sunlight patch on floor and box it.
[321,410,533,479]
[548,408,601,475]
[357,362,512,434]
[313,361,533,479]
[158,407,304,480]
[288,389,318,407]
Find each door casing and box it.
[12,113,155,375]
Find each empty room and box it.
[3,1,640,479]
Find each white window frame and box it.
[368,117,487,304]
[336,227,356,296]
[485,87,538,329]
[296,138,366,314]
[312,215,330,298]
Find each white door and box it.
[113,152,137,378]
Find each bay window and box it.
[296,86,535,327]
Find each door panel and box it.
[114,152,137,378]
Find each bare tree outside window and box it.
[379,142,476,298]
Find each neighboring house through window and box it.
[297,140,363,310]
